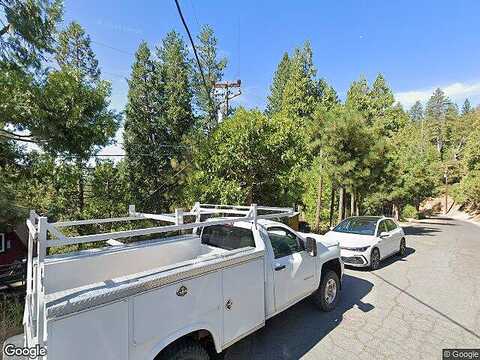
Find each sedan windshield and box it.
[333,218,378,236]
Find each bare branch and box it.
[0,23,11,37]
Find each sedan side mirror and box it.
[306,237,317,257]
[379,231,390,238]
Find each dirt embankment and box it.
[420,195,480,224]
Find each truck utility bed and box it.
[44,235,261,319]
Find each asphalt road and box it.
[226,217,480,360]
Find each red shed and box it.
[0,224,27,266]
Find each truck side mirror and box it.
[306,237,317,257]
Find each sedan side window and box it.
[267,227,303,259]
[386,219,397,232]
[377,221,388,236]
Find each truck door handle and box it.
[275,265,286,271]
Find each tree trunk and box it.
[314,176,323,232]
[338,187,345,224]
[393,203,400,221]
[329,185,335,228]
[77,159,84,214]
[350,191,355,217]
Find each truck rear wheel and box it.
[312,270,340,312]
[157,338,210,360]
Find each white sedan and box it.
[324,216,406,270]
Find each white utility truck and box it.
[21,203,343,360]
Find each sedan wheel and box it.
[370,248,380,270]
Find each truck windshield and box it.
[201,225,255,250]
[333,218,378,236]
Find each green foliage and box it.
[192,25,227,130]
[157,31,194,139]
[184,108,308,205]
[266,52,290,116]
[35,68,119,159]
[280,42,318,118]
[454,170,480,208]
[125,33,194,212]
[0,0,62,69]
[56,21,100,82]
[401,204,418,219]
[409,101,424,122]
[84,160,130,219]
[462,99,473,115]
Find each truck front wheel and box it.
[157,338,210,360]
[312,270,340,312]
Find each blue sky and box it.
[62,0,480,155]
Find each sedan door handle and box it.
[275,265,286,271]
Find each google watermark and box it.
[443,349,480,360]
[3,344,47,359]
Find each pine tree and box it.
[409,101,424,122]
[280,42,318,118]
[462,98,473,115]
[425,88,450,120]
[56,21,100,82]
[39,22,120,214]
[192,25,227,130]
[369,74,394,117]
[156,31,194,141]
[124,42,169,211]
[345,76,370,117]
[317,79,339,110]
[0,0,62,69]
[266,52,291,116]
[425,88,451,156]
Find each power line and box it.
[173,0,215,115]
[90,40,135,56]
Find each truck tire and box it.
[158,338,210,360]
[312,270,340,312]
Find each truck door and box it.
[222,258,265,347]
[266,226,316,312]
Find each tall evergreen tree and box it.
[425,88,451,156]
[38,22,120,214]
[369,74,395,117]
[192,25,227,131]
[317,78,339,110]
[56,21,100,82]
[425,88,450,119]
[280,42,318,118]
[409,101,424,122]
[125,33,194,212]
[266,52,291,116]
[462,98,473,115]
[156,31,194,141]
[345,76,370,117]
[124,42,168,211]
[0,0,62,69]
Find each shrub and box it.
[401,204,418,219]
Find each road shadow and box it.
[224,274,374,360]
[403,225,441,236]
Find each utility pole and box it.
[214,80,241,123]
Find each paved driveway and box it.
[226,217,480,360]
